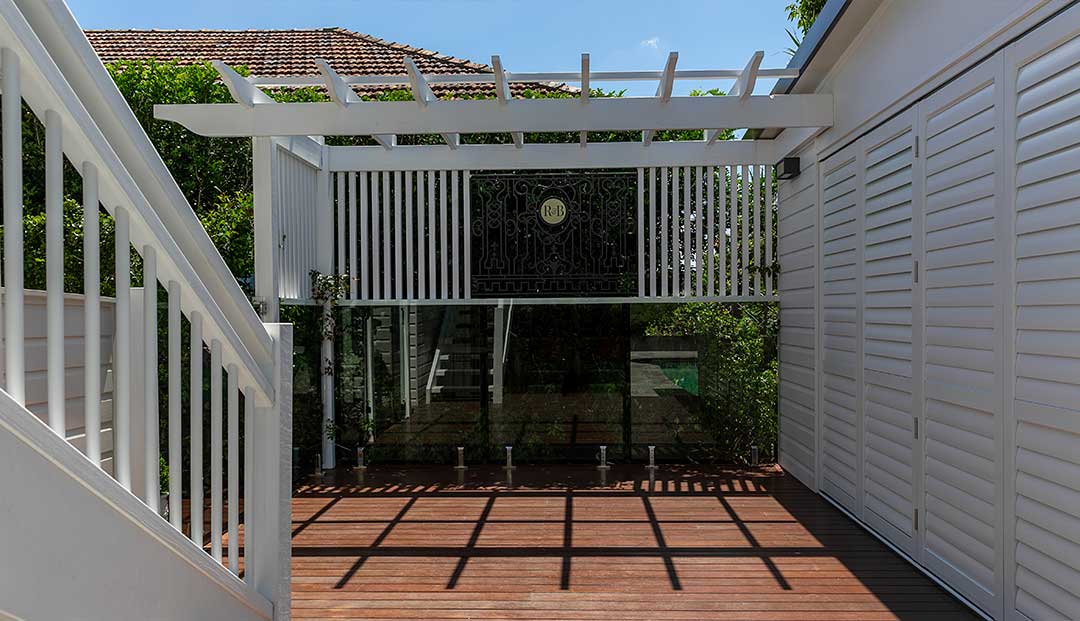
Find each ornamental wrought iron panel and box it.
[470,171,638,297]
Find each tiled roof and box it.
[84,28,574,99]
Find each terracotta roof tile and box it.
[84,28,574,99]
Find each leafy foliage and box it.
[784,0,828,54]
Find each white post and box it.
[253,137,280,321]
[242,385,256,586]
[83,163,102,465]
[3,48,24,406]
[114,207,132,490]
[142,246,159,512]
[252,324,292,619]
[315,144,335,470]
[45,110,65,436]
[129,285,147,502]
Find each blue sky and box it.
[67,0,798,97]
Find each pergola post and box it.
[253,136,280,322]
[314,142,336,470]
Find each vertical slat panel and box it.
[428,171,437,300]
[142,246,159,512]
[649,168,657,297]
[2,49,24,406]
[464,171,472,300]
[394,170,403,299]
[359,172,369,300]
[683,165,692,296]
[168,281,182,530]
[451,171,460,299]
[83,162,101,464]
[348,172,357,299]
[637,168,645,297]
[754,165,763,296]
[696,165,704,297]
[728,165,738,297]
[660,168,669,297]
[382,171,392,299]
[405,171,414,300]
[227,364,239,574]
[765,164,774,295]
[707,166,715,298]
[114,207,132,489]
[371,172,381,300]
[210,340,223,562]
[439,170,449,299]
[672,167,681,297]
[417,171,427,300]
[336,172,345,277]
[45,109,64,435]
[741,165,750,297]
[242,385,255,585]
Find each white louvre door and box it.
[918,53,1004,616]
[819,147,862,513]
[858,109,920,555]
[1005,6,1080,620]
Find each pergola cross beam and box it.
[642,51,678,147]
[491,55,523,148]
[404,56,460,149]
[315,58,396,150]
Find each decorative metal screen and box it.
[470,171,637,297]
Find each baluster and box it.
[672,167,681,297]
[359,172,369,300]
[371,172,381,300]
[211,340,223,562]
[227,364,239,574]
[395,170,404,299]
[660,169,668,297]
[190,312,203,547]
[243,385,255,585]
[450,171,459,299]
[416,171,426,300]
[754,164,762,295]
[427,171,436,299]
[439,170,448,299]
[115,207,132,489]
[648,168,656,297]
[696,166,704,297]
[336,173,345,279]
[168,281,182,529]
[142,246,159,512]
[707,166,716,298]
[766,165,774,296]
[83,162,101,464]
[348,172,357,300]
[3,48,24,406]
[463,171,472,300]
[45,110,64,436]
[382,170,391,298]
[741,165,750,297]
[636,168,645,297]
[682,165,691,296]
[728,165,737,297]
[405,171,414,300]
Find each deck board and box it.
[291,465,977,621]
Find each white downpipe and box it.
[321,299,334,470]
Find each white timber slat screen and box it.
[1007,14,1080,620]
[338,169,471,301]
[639,165,776,301]
[919,56,1004,614]
[819,149,862,513]
[276,146,320,299]
[776,156,817,489]
[859,110,919,555]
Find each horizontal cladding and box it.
[778,158,818,488]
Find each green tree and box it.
[785,0,828,54]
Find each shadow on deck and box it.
[291,465,977,620]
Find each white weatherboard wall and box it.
[777,2,1080,619]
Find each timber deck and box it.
[291,465,978,620]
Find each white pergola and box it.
[156,51,831,469]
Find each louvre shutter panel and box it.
[918,54,1004,615]
[820,150,862,512]
[1006,8,1080,620]
[859,110,919,554]
[777,158,818,488]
